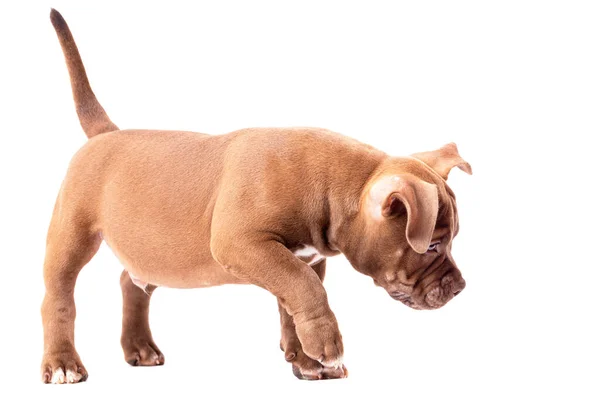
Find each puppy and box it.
[41,9,471,383]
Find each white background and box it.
[1,0,598,398]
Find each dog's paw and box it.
[287,348,348,380]
[294,313,344,369]
[41,351,88,384]
[292,363,348,380]
[122,338,165,366]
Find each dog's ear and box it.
[412,143,472,180]
[368,174,439,254]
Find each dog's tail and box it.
[50,9,119,138]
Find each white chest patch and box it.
[293,245,325,266]
[129,272,150,293]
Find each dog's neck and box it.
[320,147,386,259]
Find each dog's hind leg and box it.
[277,259,348,380]
[40,204,101,384]
[119,270,164,366]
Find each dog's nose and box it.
[453,278,466,296]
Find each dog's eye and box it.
[427,242,441,252]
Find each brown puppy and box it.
[41,9,471,384]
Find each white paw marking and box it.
[51,368,65,384]
[293,245,325,266]
[66,369,82,383]
[321,356,344,369]
[50,368,83,384]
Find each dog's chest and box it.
[293,245,325,266]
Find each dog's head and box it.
[343,143,471,310]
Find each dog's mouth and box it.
[389,270,466,310]
[389,291,422,310]
[389,286,452,310]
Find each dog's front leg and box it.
[211,238,344,370]
[278,259,348,380]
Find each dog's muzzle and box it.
[424,274,466,309]
[390,273,465,310]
